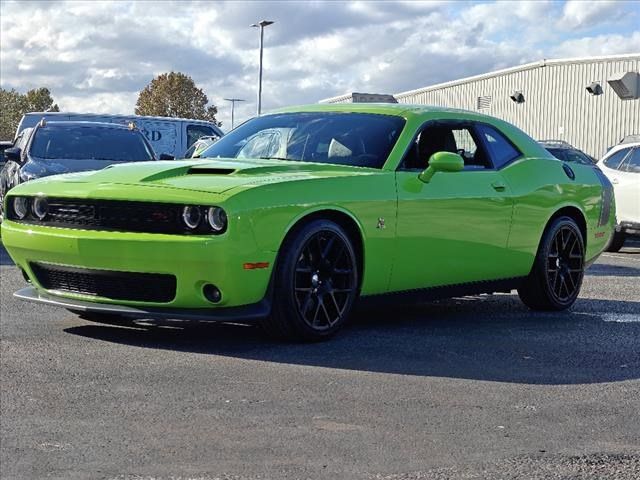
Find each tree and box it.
[0,87,59,140]
[25,87,59,113]
[135,72,221,126]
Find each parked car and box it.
[2,104,614,341]
[0,140,14,169]
[538,140,596,165]
[0,121,157,222]
[184,135,219,158]
[16,112,223,159]
[597,140,640,252]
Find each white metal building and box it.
[321,54,640,158]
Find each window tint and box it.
[546,148,567,161]
[621,148,640,173]
[404,125,489,170]
[199,112,406,169]
[564,149,594,165]
[186,125,217,148]
[475,124,521,169]
[29,126,154,161]
[603,148,631,170]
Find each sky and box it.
[1,0,639,130]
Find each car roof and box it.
[272,102,489,118]
[538,140,576,149]
[23,111,217,125]
[38,121,134,130]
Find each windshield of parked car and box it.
[29,125,155,161]
[199,112,406,168]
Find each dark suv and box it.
[1,121,157,221]
[538,140,596,165]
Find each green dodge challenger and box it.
[1,104,615,340]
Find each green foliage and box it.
[135,72,221,126]
[0,87,59,141]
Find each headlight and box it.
[207,207,227,233]
[12,197,30,219]
[32,197,48,220]
[182,206,202,229]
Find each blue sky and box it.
[1,0,639,129]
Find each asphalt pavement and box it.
[1,240,639,479]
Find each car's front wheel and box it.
[262,219,359,341]
[518,216,585,311]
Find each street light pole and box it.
[250,20,274,116]
[223,98,245,130]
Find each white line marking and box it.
[602,253,640,263]
[602,313,640,323]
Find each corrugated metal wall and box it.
[394,57,640,158]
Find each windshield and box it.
[199,112,406,169]
[30,125,155,161]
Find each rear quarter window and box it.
[475,124,521,169]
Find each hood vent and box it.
[187,167,235,175]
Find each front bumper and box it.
[1,220,276,309]
[618,221,640,237]
[14,286,269,323]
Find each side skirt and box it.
[359,276,527,308]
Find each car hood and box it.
[26,158,380,195]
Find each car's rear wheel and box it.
[518,216,585,311]
[262,219,359,341]
[606,229,626,252]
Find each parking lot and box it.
[1,241,638,479]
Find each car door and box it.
[599,147,635,223]
[615,147,640,224]
[390,121,515,292]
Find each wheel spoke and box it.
[329,290,342,316]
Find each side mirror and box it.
[4,147,21,163]
[418,151,464,183]
[159,153,174,160]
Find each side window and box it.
[403,124,489,170]
[604,148,632,171]
[475,124,521,169]
[186,125,216,149]
[620,148,640,173]
[565,150,593,165]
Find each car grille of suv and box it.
[30,263,177,303]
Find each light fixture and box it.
[510,91,525,103]
[586,81,603,95]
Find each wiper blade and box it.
[258,156,291,161]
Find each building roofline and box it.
[394,53,640,99]
[320,54,640,104]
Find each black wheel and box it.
[261,219,359,341]
[518,216,585,311]
[606,229,626,252]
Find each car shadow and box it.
[65,294,640,386]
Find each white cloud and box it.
[1,0,638,129]
[560,0,629,30]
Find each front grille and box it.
[31,263,176,303]
[45,199,184,233]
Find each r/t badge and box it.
[376,217,386,229]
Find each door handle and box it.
[491,181,506,192]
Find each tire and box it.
[518,216,585,311]
[261,219,359,341]
[605,230,626,253]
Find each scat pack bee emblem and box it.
[376,217,386,229]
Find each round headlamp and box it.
[207,207,227,233]
[13,197,30,219]
[182,206,202,229]
[32,197,48,220]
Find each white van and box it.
[16,112,224,159]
